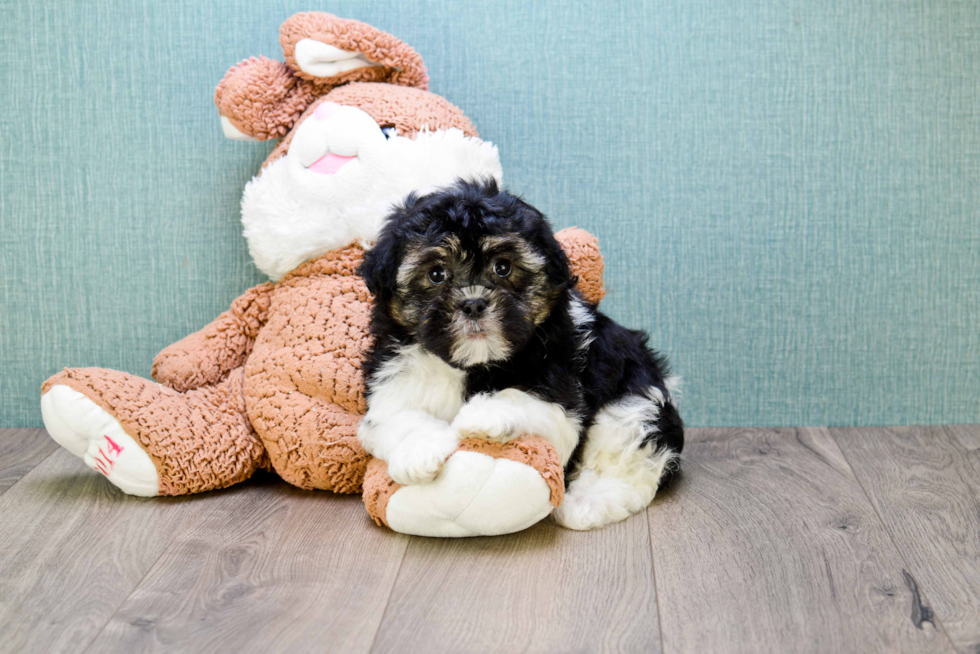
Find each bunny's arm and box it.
[556,227,606,305]
[151,283,274,392]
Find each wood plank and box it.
[648,427,954,654]
[945,425,980,452]
[0,448,187,653]
[372,512,660,653]
[88,477,409,654]
[832,426,980,653]
[0,428,58,495]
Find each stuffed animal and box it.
[39,12,606,537]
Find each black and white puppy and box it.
[357,179,683,530]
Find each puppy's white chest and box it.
[371,344,466,422]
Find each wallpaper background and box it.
[1,0,978,427]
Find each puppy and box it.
[357,179,683,530]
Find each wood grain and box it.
[832,426,980,653]
[0,427,58,495]
[87,476,409,654]
[648,427,954,654]
[372,512,660,653]
[0,448,187,653]
[2,427,977,654]
[945,425,980,452]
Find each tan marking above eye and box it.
[479,235,518,252]
[396,244,453,288]
[479,235,546,272]
[443,235,462,255]
[396,248,426,288]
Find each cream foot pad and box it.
[41,385,160,496]
[363,437,564,537]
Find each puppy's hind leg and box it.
[553,391,682,531]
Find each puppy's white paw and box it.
[552,471,646,531]
[451,395,518,443]
[386,428,460,486]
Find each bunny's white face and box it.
[240,102,503,280]
[286,101,390,176]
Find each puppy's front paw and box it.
[451,395,517,443]
[386,429,460,486]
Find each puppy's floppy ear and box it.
[360,192,425,301]
[541,237,576,292]
[518,202,577,293]
[359,228,402,302]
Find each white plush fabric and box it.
[220,116,258,141]
[40,385,160,497]
[241,106,503,280]
[293,39,381,78]
[385,451,554,537]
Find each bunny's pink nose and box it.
[313,102,342,121]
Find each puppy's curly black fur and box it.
[359,179,683,530]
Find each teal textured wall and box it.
[1,1,978,427]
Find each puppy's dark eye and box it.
[427,266,447,284]
[381,126,398,140]
[493,259,512,278]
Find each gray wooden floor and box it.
[1,426,978,654]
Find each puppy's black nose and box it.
[461,298,488,319]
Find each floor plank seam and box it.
[0,445,59,499]
[645,507,668,654]
[77,520,179,654]
[826,428,959,649]
[5,428,974,653]
[366,535,411,654]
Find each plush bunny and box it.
[40,12,606,537]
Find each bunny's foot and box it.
[41,367,266,496]
[41,383,159,496]
[363,436,564,537]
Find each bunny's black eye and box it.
[381,126,398,140]
[493,259,512,278]
[428,266,447,284]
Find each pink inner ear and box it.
[314,102,342,121]
[307,152,356,174]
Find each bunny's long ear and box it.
[214,13,430,142]
[279,12,429,90]
[215,57,315,141]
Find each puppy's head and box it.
[361,179,575,367]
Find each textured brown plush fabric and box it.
[152,283,273,392]
[45,11,608,505]
[41,366,267,496]
[214,13,428,141]
[555,227,606,305]
[244,246,372,493]
[42,240,603,497]
[215,57,315,141]
[279,12,429,89]
[362,458,401,527]
[362,436,565,528]
[324,83,476,139]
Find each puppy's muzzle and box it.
[460,298,488,319]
